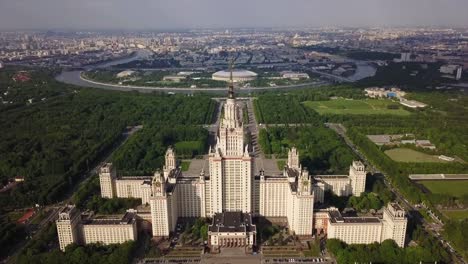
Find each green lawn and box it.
[442,210,468,220]
[421,180,468,198]
[180,161,191,172]
[277,160,286,170]
[384,148,446,163]
[303,99,411,116]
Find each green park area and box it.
[384,148,446,163]
[303,98,411,116]
[442,210,468,220]
[420,180,468,198]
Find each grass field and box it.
[303,99,411,116]
[180,161,191,172]
[384,148,447,163]
[420,180,468,198]
[277,160,286,170]
[442,210,468,220]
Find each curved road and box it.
[55,48,375,94]
[56,70,328,94]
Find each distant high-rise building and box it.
[456,66,463,80]
[400,52,411,62]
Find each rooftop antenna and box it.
[228,58,235,99]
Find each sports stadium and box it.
[212,69,258,82]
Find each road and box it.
[4,125,143,264]
[325,123,466,264]
[55,70,329,94]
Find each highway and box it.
[56,70,329,94]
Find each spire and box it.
[228,58,235,99]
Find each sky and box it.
[1,0,468,30]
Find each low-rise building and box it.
[208,212,256,251]
[322,203,407,247]
[364,87,406,99]
[56,205,138,251]
[281,71,310,80]
[399,99,427,108]
[440,64,463,80]
[116,70,135,78]
[163,75,187,82]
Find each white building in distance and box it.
[116,70,135,78]
[212,69,257,82]
[281,71,310,80]
[440,64,463,80]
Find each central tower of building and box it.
[208,62,253,215]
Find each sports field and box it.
[303,99,411,116]
[384,148,446,163]
[420,180,468,198]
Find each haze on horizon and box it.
[1,0,468,30]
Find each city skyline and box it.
[1,0,468,30]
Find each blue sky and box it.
[1,0,467,30]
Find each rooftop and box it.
[83,212,136,226]
[209,212,256,233]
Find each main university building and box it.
[57,77,407,251]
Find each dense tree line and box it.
[254,95,317,124]
[322,178,394,211]
[0,69,216,209]
[0,67,69,111]
[115,58,180,68]
[111,125,209,175]
[0,213,26,258]
[326,232,451,264]
[85,196,142,214]
[258,126,356,174]
[357,62,454,90]
[443,219,468,260]
[252,86,366,124]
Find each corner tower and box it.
[99,163,116,198]
[349,161,366,196]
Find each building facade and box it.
[89,75,407,249]
[208,212,256,251]
[324,203,407,247]
[56,205,137,251]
